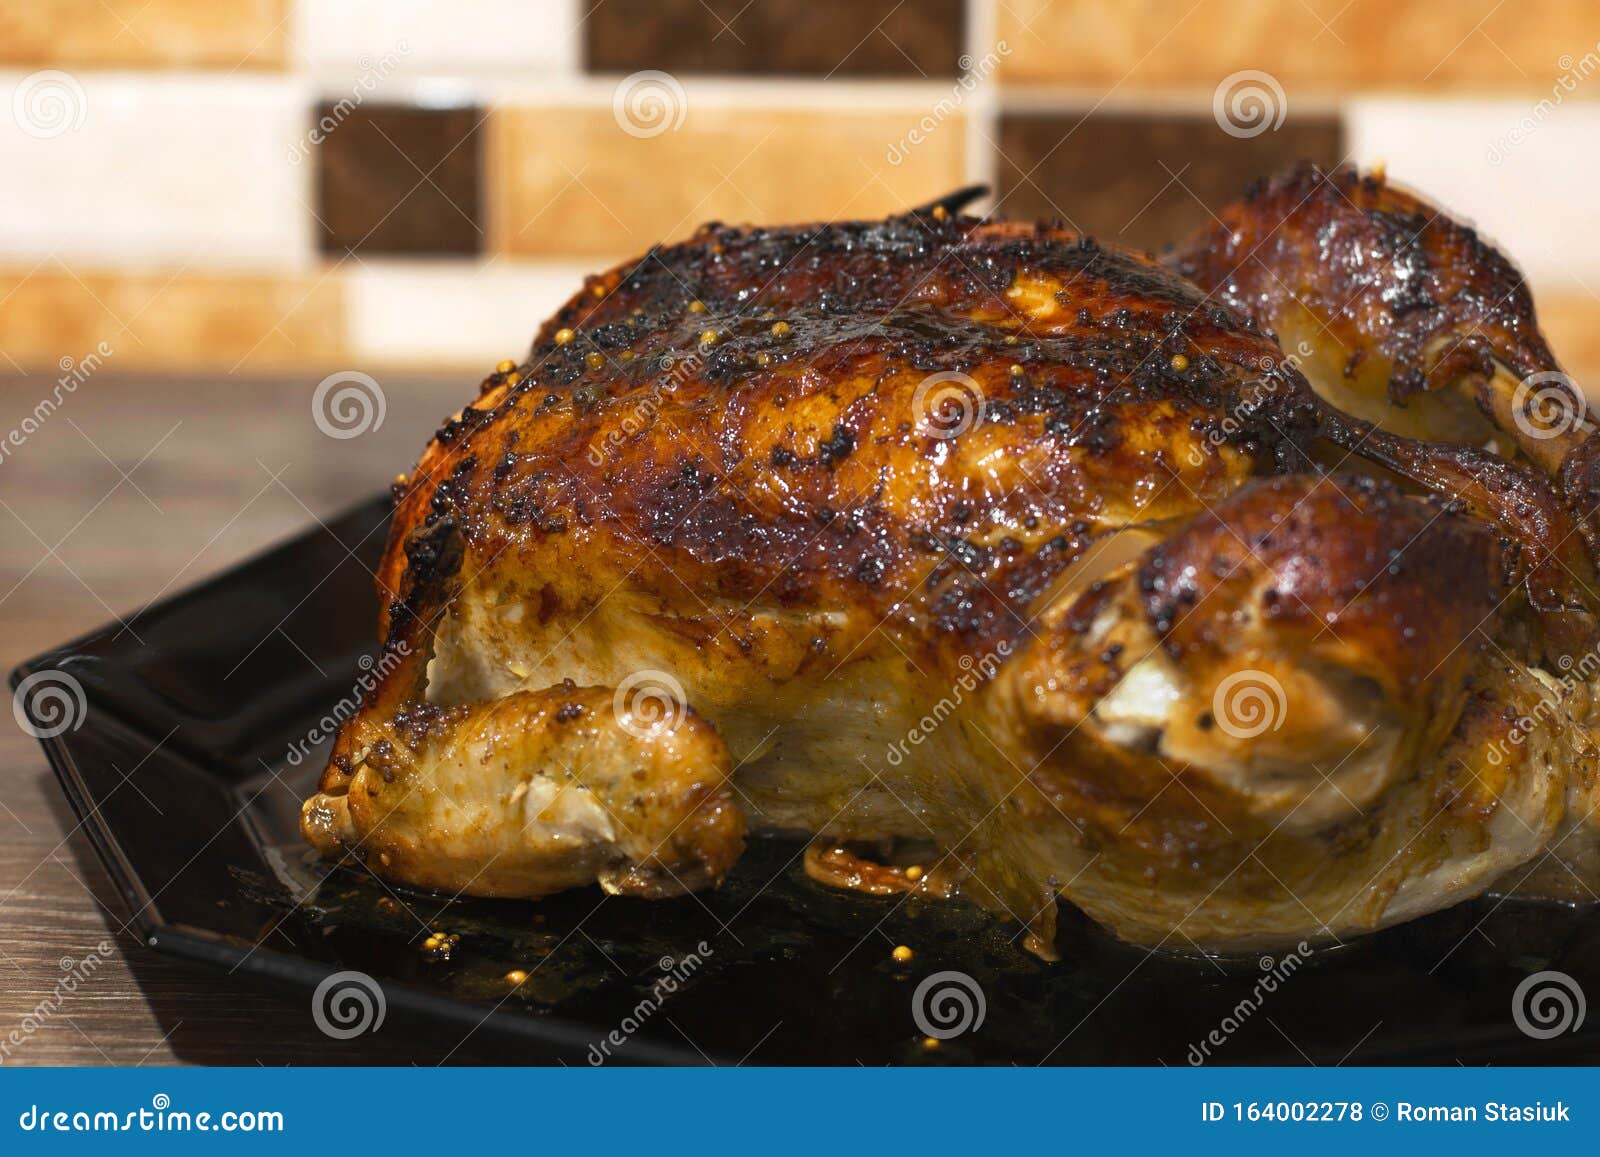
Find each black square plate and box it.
[14,499,1600,1064]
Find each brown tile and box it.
[490,104,970,258]
[315,105,484,257]
[0,267,345,374]
[585,0,966,77]
[0,0,288,69]
[999,0,1595,92]
[995,111,1343,254]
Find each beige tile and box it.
[0,74,313,270]
[1347,99,1600,288]
[293,0,578,77]
[0,0,289,69]
[490,102,969,257]
[0,267,345,374]
[998,0,1600,92]
[344,260,618,369]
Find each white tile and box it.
[0,73,313,270]
[293,0,579,78]
[345,260,619,367]
[1345,98,1600,290]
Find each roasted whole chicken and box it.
[303,164,1600,955]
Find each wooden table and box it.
[0,372,513,1065]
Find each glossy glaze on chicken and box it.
[303,165,1600,954]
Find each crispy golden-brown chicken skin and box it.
[304,166,1600,954]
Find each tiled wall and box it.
[2,0,1600,381]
